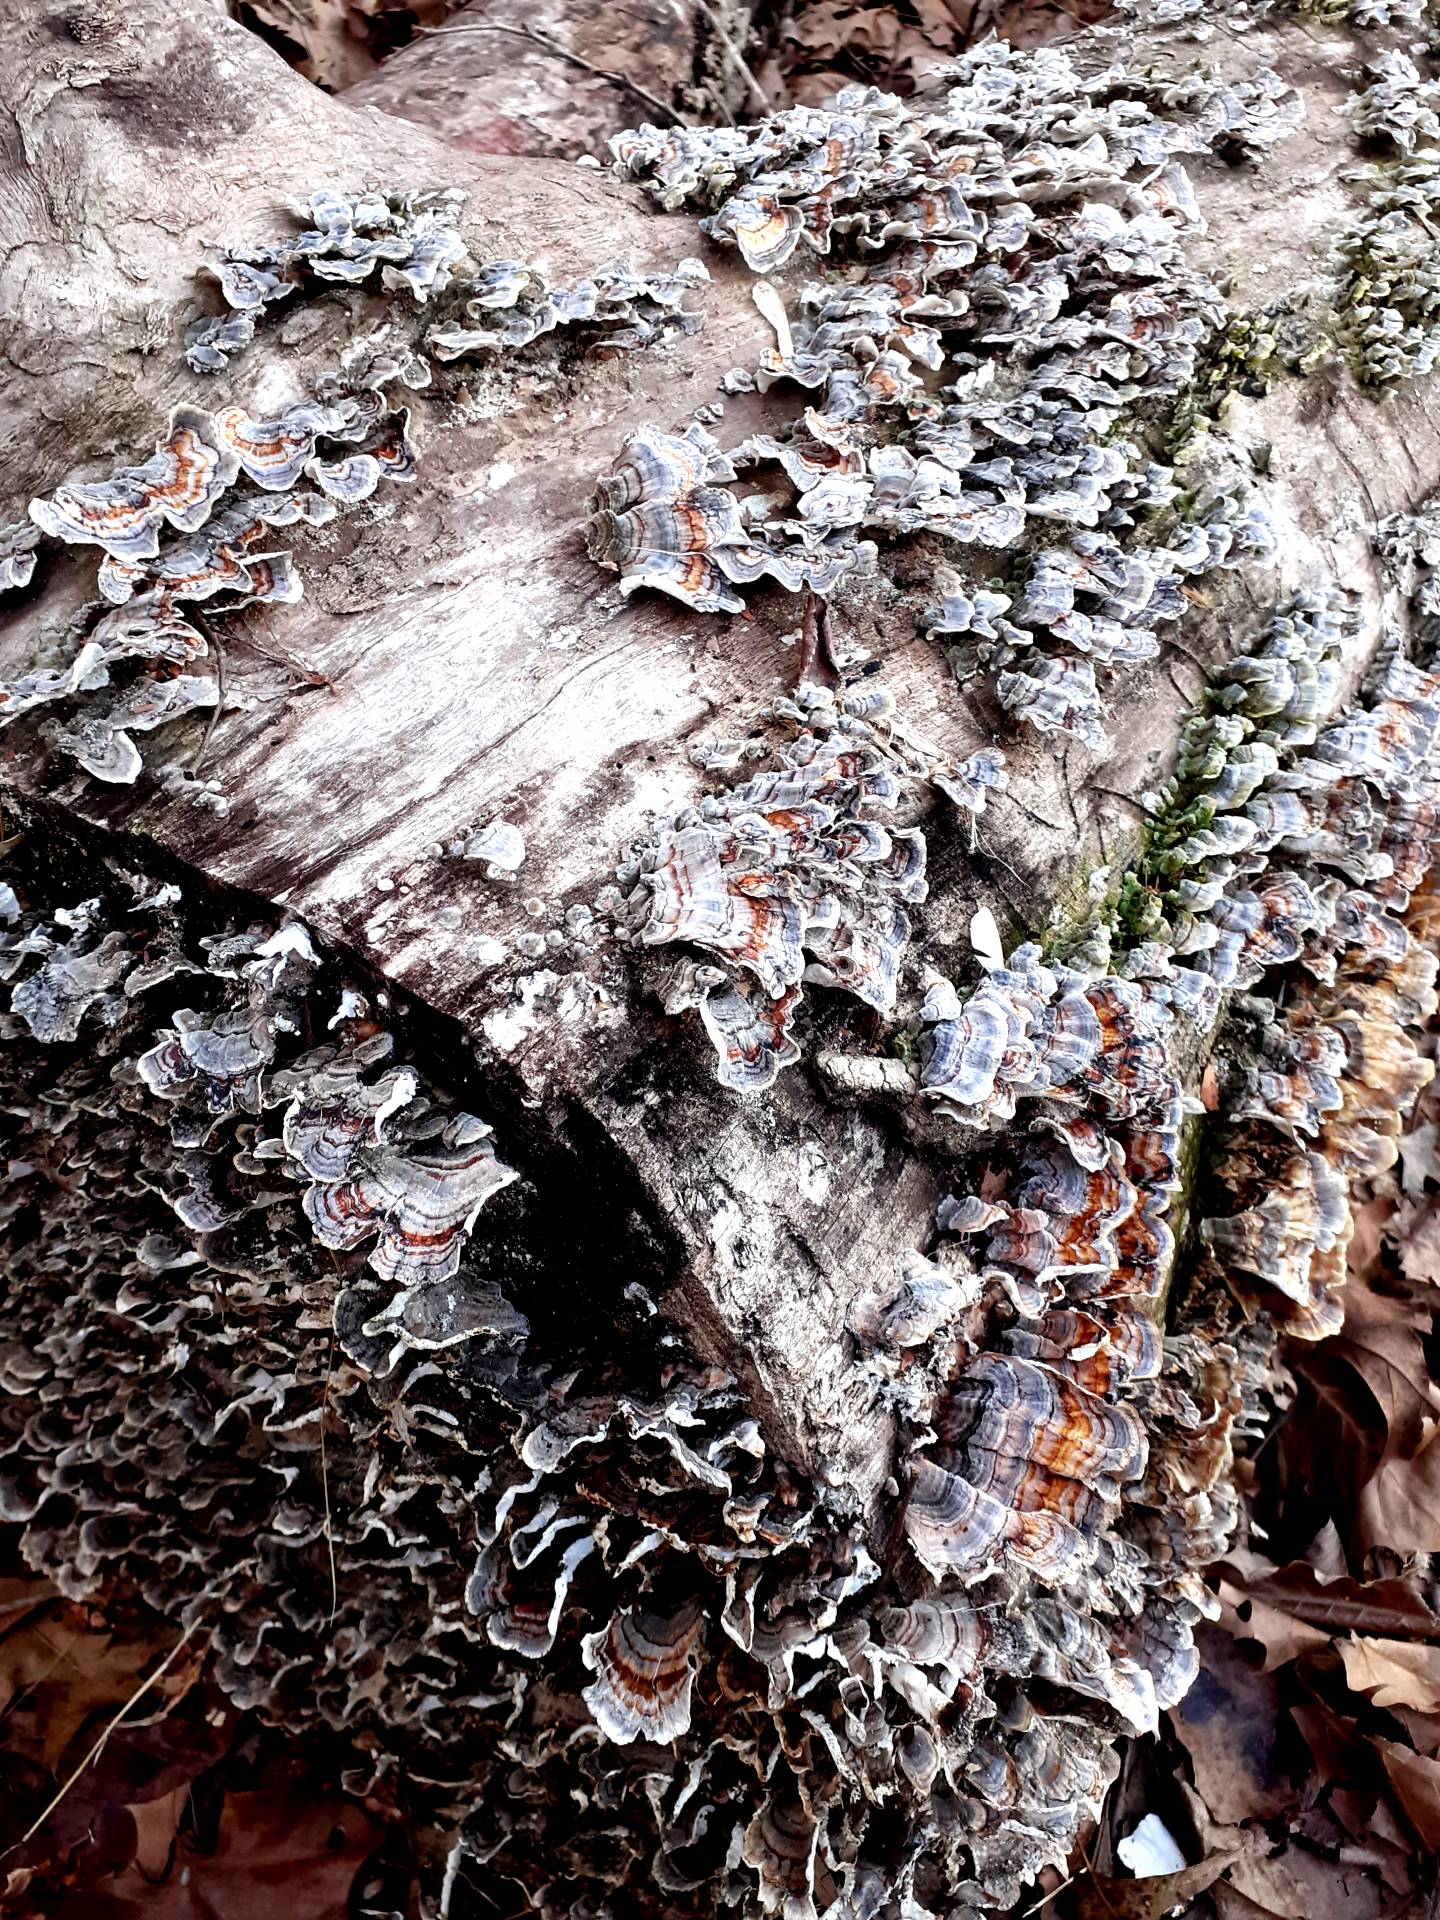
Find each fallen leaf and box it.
[1219,1557,1440,1645]
[1398,1204,1440,1289]
[1347,1194,1397,1285]
[1378,1742,1440,1850]
[0,1608,187,1773]
[1393,1707,1440,1756]
[1170,1624,1296,1824]
[52,1788,381,1919]
[1214,1887,1284,1920]
[1226,1839,1389,1920]
[1218,1583,1331,1671]
[1396,1120,1438,1203]
[1359,1416,1440,1557]
[1340,1637,1440,1713]
[1076,1850,1241,1920]
[235,0,375,89]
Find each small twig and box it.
[1163,633,1211,680]
[1166,661,1200,707]
[10,1627,198,1854]
[320,1326,339,1628]
[1080,1836,1120,1916]
[419,23,684,126]
[970,827,1027,889]
[1020,1871,1078,1918]
[994,788,1066,835]
[233,630,337,692]
[1060,744,1082,839]
[1094,783,1163,822]
[192,630,226,774]
[685,0,769,116]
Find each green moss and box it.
[1163,300,1326,459]
[1335,155,1440,386]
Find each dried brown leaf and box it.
[1340,1638,1440,1713]
[1348,1194,1397,1287]
[237,0,376,91]
[1074,1850,1241,1920]
[1398,1204,1440,1288]
[1219,1557,1440,1644]
[0,1609,187,1774]
[1225,1840,1390,1920]
[1169,1624,1296,1824]
[1217,1584,1331,1671]
[1358,1417,1440,1557]
[51,1788,381,1919]
[1378,1742,1440,1850]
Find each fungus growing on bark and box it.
[598,41,1298,739]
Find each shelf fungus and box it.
[6,188,716,794]
[601,40,1297,739]
[185,187,468,372]
[8,531,1440,1917]
[585,423,862,614]
[10,358,417,786]
[186,186,710,375]
[619,680,988,1089]
[427,255,709,360]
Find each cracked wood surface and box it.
[3,0,1439,1505]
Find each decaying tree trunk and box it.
[2,0,1439,1910]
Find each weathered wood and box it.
[1,0,1437,1513]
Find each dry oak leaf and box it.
[1340,1637,1440,1713]
[1217,1554,1440,1645]
[235,0,375,91]
[1358,1416,1440,1558]
[52,1788,382,1920]
[1169,1624,1296,1825]
[1398,1204,1440,1289]
[0,1608,190,1773]
[1074,1850,1241,1920]
[1223,1839,1392,1920]
[1217,1583,1330,1671]
[1347,1193,1397,1287]
[1396,1118,1438,1203]
[1377,1741,1440,1851]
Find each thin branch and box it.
[684,0,769,116]
[993,788,1065,835]
[1094,783,1163,822]
[419,23,684,126]
[192,630,226,774]
[320,1325,340,1628]
[1060,743,1082,839]
[9,1627,199,1854]
[1020,1871,1078,1917]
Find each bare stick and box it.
[10,1627,198,1853]
[420,23,683,126]
[684,0,770,116]
[320,1326,340,1628]
[193,632,226,773]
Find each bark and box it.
[0,0,1434,1517]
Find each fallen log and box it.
[2,0,1439,1910]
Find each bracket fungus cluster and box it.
[0,186,711,791]
[0,851,1260,1912]
[7,4,1440,1917]
[614,681,1007,1088]
[11,383,417,782]
[591,40,1297,743]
